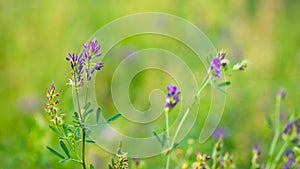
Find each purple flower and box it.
[210,50,227,78]
[83,39,102,60]
[253,145,261,155]
[284,150,296,169]
[283,119,300,135]
[164,84,180,111]
[67,39,104,85]
[66,53,85,87]
[277,88,286,100]
[213,128,225,140]
[95,62,104,70]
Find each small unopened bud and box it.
[277,88,286,100]
[233,60,249,71]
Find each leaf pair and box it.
[46,140,70,163]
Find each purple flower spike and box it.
[210,50,227,78]
[83,39,102,59]
[165,84,181,111]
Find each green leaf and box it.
[217,86,227,94]
[173,143,180,149]
[46,146,65,159]
[83,109,94,119]
[59,158,70,163]
[90,164,95,169]
[75,127,80,137]
[162,132,166,147]
[152,131,162,144]
[62,125,69,136]
[84,102,91,110]
[49,125,64,137]
[60,141,70,158]
[86,129,92,137]
[218,81,231,87]
[266,114,273,129]
[86,140,96,144]
[103,113,122,124]
[96,107,101,123]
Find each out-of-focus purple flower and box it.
[282,118,300,144]
[164,84,180,112]
[210,50,227,78]
[213,128,225,140]
[284,156,296,169]
[83,39,102,60]
[283,119,300,135]
[277,88,286,100]
[253,145,261,155]
[285,149,295,157]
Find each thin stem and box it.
[73,73,83,121]
[270,142,289,169]
[82,129,87,169]
[165,110,170,169]
[73,72,86,169]
[266,97,282,169]
[170,76,210,149]
[164,76,210,169]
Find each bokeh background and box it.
[1,0,300,168]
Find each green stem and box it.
[164,76,210,169]
[170,76,210,149]
[270,142,289,169]
[266,97,282,169]
[165,110,170,169]
[73,72,86,169]
[73,73,83,121]
[82,129,87,169]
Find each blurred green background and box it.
[1,0,300,168]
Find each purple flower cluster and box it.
[66,39,104,86]
[284,149,296,169]
[282,118,300,144]
[210,50,228,78]
[283,119,299,135]
[164,85,180,112]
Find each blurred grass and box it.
[1,0,300,168]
